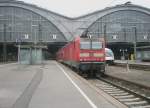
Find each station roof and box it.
[1,0,150,41]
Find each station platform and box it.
[114,60,150,66]
[114,60,150,71]
[29,61,126,108]
[0,63,42,108]
[106,64,150,88]
[0,61,127,108]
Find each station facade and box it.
[0,0,150,62]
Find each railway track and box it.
[88,77,150,108]
[62,63,150,107]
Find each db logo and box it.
[90,53,93,56]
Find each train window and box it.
[92,42,102,49]
[105,49,114,57]
[106,51,113,57]
[80,41,90,49]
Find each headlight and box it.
[80,53,89,57]
[94,53,104,57]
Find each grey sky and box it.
[21,0,150,17]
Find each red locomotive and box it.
[56,36,105,77]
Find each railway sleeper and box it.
[124,100,148,106]
[115,95,135,99]
[131,105,150,108]
[103,89,121,92]
[110,92,129,96]
[108,91,125,94]
[119,98,140,102]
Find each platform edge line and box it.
[55,62,97,108]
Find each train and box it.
[56,36,106,77]
[105,48,114,64]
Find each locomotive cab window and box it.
[80,41,90,49]
[92,41,102,49]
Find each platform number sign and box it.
[52,34,57,39]
[112,35,117,40]
[143,35,148,40]
[24,34,29,39]
[88,34,92,39]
